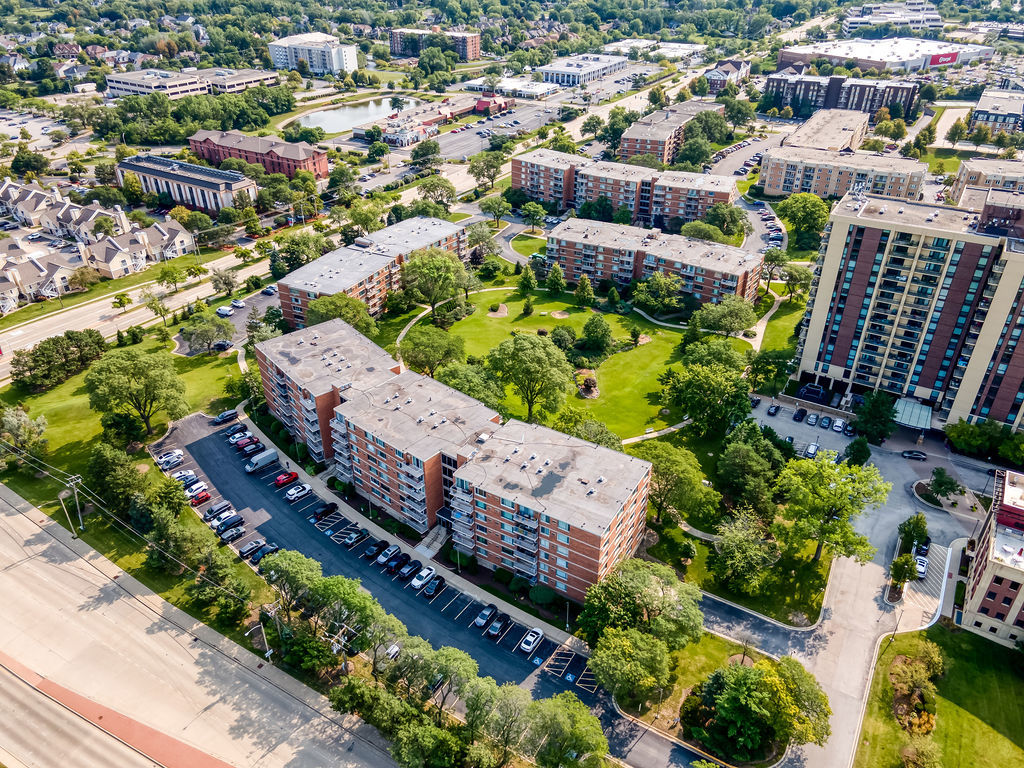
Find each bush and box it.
[509,576,530,594]
[489,303,499,312]
[529,584,556,605]
[537,328,548,336]
[493,567,514,585]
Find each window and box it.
[557,520,570,532]
[500,497,513,508]
[557,533,570,544]
[556,557,567,568]
[996,612,1006,621]
[540,526,550,536]
[974,620,983,628]
[476,513,487,522]
[988,591,997,600]
[539,563,549,573]
[556,545,569,556]
[1003,596,1013,606]
[477,536,488,545]
[980,606,990,615]
[476,547,487,557]
[555,581,567,592]
[555,569,567,580]
[475,500,487,509]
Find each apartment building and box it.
[704,59,750,93]
[760,146,927,199]
[388,28,481,60]
[797,191,1024,428]
[451,421,651,599]
[115,155,258,213]
[619,102,725,164]
[546,218,762,303]
[784,109,870,151]
[277,217,467,326]
[256,320,653,594]
[763,71,919,118]
[268,32,358,75]
[969,89,1024,135]
[104,69,208,100]
[510,149,580,209]
[961,470,1024,646]
[951,157,1024,202]
[841,1,944,35]
[189,129,329,179]
[537,54,627,86]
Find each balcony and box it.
[514,512,538,528]
[402,463,424,482]
[331,417,347,435]
[513,561,538,579]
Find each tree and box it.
[891,554,918,588]
[347,198,386,235]
[581,115,603,136]
[68,266,100,292]
[399,327,465,377]
[521,202,546,234]
[589,627,670,703]
[698,296,757,337]
[140,288,169,326]
[84,349,187,434]
[392,723,462,768]
[546,262,565,295]
[705,203,751,237]
[260,550,322,620]
[487,334,574,422]
[0,406,47,471]
[782,264,813,301]
[768,656,832,748]
[464,676,499,743]
[468,151,505,189]
[306,294,377,336]
[969,124,991,149]
[775,452,891,562]
[418,175,457,211]
[854,391,897,445]
[581,314,612,352]
[716,441,777,519]
[776,193,829,238]
[898,513,929,550]
[527,691,608,768]
[903,734,943,768]
[182,312,234,354]
[467,222,500,260]
[158,263,185,293]
[746,348,793,394]
[112,292,132,312]
[712,510,780,595]
[762,247,788,283]
[929,466,961,500]
[486,683,532,768]
[402,248,466,317]
[945,117,968,146]
[551,406,621,450]
[517,264,537,296]
[576,559,703,649]
[480,196,511,227]
[691,75,709,97]
[437,363,505,411]
[844,436,872,466]
[367,141,389,161]
[723,98,755,130]
[574,274,595,307]
[632,272,682,315]
[431,646,479,719]
[629,441,717,524]
[410,139,441,169]
[662,363,750,437]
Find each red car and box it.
[234,436,258,450]
[274,471,298,488]
[190,490,211,506]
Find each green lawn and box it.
[917,147,978,174]
[445,212,472,223]
[374,305,426,349]
[510,234,547,258]
[754,286,776,319]
[855,625,1024,768]
[761,293,806,355]
[737,170,759,197]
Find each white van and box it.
[244,448,278,473]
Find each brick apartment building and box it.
[256,319,653,597]
[546,218,762,303]
[760,145,927,199]
[798,190,1024,428]
[389,28,481,60]
[961,469,1024,646]
[969,88,1024,134]
[510,149,579,210]
[188,130,329,179]
[619,102,725,164]
[277,217,467,326]
[783,109,870,151]
[951,157,1024,202]
[762,70,919,118]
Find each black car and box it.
[363,539,389,560]
[767,404,780,417]
[750,396,762,409]
[397,559,422,580]
[916,537,932,557]
[225,423,246,436]
[486,613,511,638]
[385,552,411,574]
[844,423,856,437]
[251,543,280,564]
[212,410,238,425]
[212,339,233,352]
[311,501,338,520]
[474,604,498,628]
[422,575,446,598]
[343,528,370,548]
[793,407,807,422]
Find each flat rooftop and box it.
[515,148,583,170]
[976,88,1024,115]
[278,245,395,297]
[652,42,707,60]
[107,68,200,84]
[454,420,651,533]
[271,32,346,47]
[785,109,869,150]
[463,76,558,95]
[984,187,1024,208]
[833,191,991,234]
[336,369,499,459]
[651,168,739,193]
[255,318,399,398]
[781,37,993,63]
[538,54,627,75]
[578,161,655,183]
[353,216,463,258]
[602,39,658,54]
[550,218,760,274]
[621,103,722,142]
[765,145,927,173]
[960,156,1024,178]
[194,68,278,85]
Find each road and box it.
[0,484,397,768]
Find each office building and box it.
[195,68,279,93]
[277,217,467,326]
[115,155,258,213]
[777,38,993,72]
[619,103,725,164]
[268,32,358,75]
[969,89,1024,134]
[388,28,481,60]
[104,69,207,100]
[761,145,926,198]
[841,1,944,35]
[463,76,558,99]
[537,54,628,86]
[704,59,750,93]
[602,39,658,55]
[784,109,870,151]
[797,191,1024,428]
[763,71,919,118]
[255,319,653,593]
[951,157,1024,202]
[189,129,328,179]
[546,218,762,302]
[961,470,1024,646]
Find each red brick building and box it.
[511,149,579,210]
[188,130,328,179]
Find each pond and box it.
[297,97,423,133]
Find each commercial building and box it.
[763,70,919,119]
[268,32,358,75]
[777,38,994,72]
[619,102,725,164]
[797,190,1024,429]
[463,76,558,99]
[784,109,870,151]
[188,129,328,179]
[546,218,762,303]
[961,470,1024,646]
[761,145,926,198]
[195,68,279,93]
[840,1,944,35]
[351,94,507,147]
[255,319,653,596]
[704,59,750,93]
[602,39,658,56]
[388,28,481,60]
[537,54,628,86]
[969,89,1024,135]
[652,43,707,62]
[277,217,467,326]
[115,155,258,213]
[951,157,1024,201]
[104,69,208,100]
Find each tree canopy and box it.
[84,349,187,434]
[307,294,378,337]
[487,334,574,422]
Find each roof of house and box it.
[189,129,322,161]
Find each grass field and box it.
[917,147,978,174]
[510,234,547,258]
[854,625,1024,768]
[446,212,472,222]
[761,292,806,355]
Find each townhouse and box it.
[545,218,762,303]
[115,155,259,213]
[189,129,329,179]
[760,145,927,199]
[87,221,194,279]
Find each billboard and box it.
[929,52,959,66]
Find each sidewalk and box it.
[241,410,591,656]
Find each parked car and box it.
[239,538,266,559]
[251,543,279,564]
[285,483,312,503]
[805,443,819,459]
[225,423,246,436]
[206,500,233,520]
[363,540,390,560]
[212,410,237,425]
[806,413,819,426]
[173,470,197,484]
[343,528,370,548]
[261,285,278,296]
[190,490,212,506]
[274,471,299,487]
[160,454,183,470]
[398,559,422,580]
[520,628,544,654]
[310,502,338,520]
[228,431,252,445]
[240,442,264,456]
[230,299,246,309]
[215,514,244,535]
[474,604,498,628]
[833,418,846,433]
[185,482,208,499]
[901,450,927,461]
[750,396,762,409]
[155,449,183,466]
[216,307,234,318]
[422,575,446,598]
[410,566,436,589]
[234,436,258,450]
[212,340,232,352]
[375,544,401,566]
[767,404,780,417]
[915,556,929,579]
[385,552,411,574]
[220,525,246,543]
[486,613,511,637]
[820,416,832,430]
[793,408,807,422]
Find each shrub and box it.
[493,567,514,585]
[509,576,530,594]
[522,296,534,316]
[583,376,597,391]
[537,328,548,336]
[489,303,499,312]
[529,584,556,605]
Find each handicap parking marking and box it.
[543,647,575,678]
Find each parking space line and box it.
[494,624,514,644]
[441,592,462,611]
[453,601,475,621]
[575,667,598,694]
[543,647,575,677]
[510,628,529,651]
[426,586,449,604]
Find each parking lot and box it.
[752,399,857,458]
[0,109,68,148]
[153,413,599,697]
[173,287,278,355]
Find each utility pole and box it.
[58,492,77,539]
[67,475,84,530]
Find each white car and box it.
[285,483,311,503]
[915,556,929,580]
[172,469,197,484]
[410,566,436,589]
[832,418,846,433]
[155,449,183,466]
[216,306,234,317]
[375,544,401,566]
[519,627,544,654]
[231,299,246,309]
[160,454,184,470]
[228,431,252,444]
[185,482,208,499]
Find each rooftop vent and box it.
[521,462,529,469]
[597,476,606,483]
[417,417,424,423]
